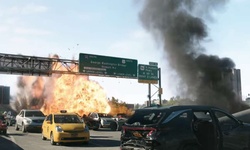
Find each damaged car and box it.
[120,105,250,150]
[84,112,118,131]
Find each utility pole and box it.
[158,68,162,106]
[148,84,151,106]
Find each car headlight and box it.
[55,126,63,132]
[24,119,32,124]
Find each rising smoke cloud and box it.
[139,0,248,112]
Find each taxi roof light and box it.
[60,110,67,113]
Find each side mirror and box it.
[46,120,52,124]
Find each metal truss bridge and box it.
[0,53,80,76]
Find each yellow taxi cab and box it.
[41,110,90,145]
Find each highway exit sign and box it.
[138,64,158,84]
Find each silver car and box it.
[15,109,45,132]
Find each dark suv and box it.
[120,105,250,150]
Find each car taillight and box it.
[121,127,126,135]
[146,128,157,139]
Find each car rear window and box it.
[54,115,83,123]
[126,109,168,125]
[98,113,113,118]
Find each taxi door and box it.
[44,114,52,138]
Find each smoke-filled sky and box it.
[0,0,250,105]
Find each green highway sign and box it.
[79,53,138,78]
[138,64,158,84]
[149,62,158,66]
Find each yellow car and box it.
[41,110,90,145]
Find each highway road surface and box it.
[0,126,121,150]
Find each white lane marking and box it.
[7,130,16,144]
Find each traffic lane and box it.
[0,133,24,150]
[8,126,121,150]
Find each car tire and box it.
[50,133,56,145]
[21,123,27,133]
[42,133,47,140]
[93,122,100,130]
[83,141,89,145]
[3,130,7,135]
[110,122,117,131]
[15,123,19,131]
[183,144,200,150]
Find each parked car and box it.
[84,112,118,131]
[42,110,89,145]
[120,105,250,150]
[0,115,7,134]
[113,113,130,131]
[15,109,45,133]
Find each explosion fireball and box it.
[11,55,111,116]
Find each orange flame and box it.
[13,54,111,116]
[40,74,111,116]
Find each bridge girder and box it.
[0,53,80,76]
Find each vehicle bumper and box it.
[102,123,111,128]
[53,131,90,143]
[121,138,160,150]
[25,124,42,132]
[0,125,7,131]
[0,128,7,131]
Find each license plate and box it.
[71,133,78,137]
[132,131,142,138]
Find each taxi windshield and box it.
[54,115,82,123]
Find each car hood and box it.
[57,123,87,131]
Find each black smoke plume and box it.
[139,0,248,113]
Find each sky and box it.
[0,0,249,104]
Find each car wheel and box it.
[3,130,7,135]
[15,123,19,131]
[21,124,27,133]
[83,141,89,145]
[110,122,117,131]
[50,133,56,145]
[42,133,47,140]
[93,122,100,130]
[183,145,200,150]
